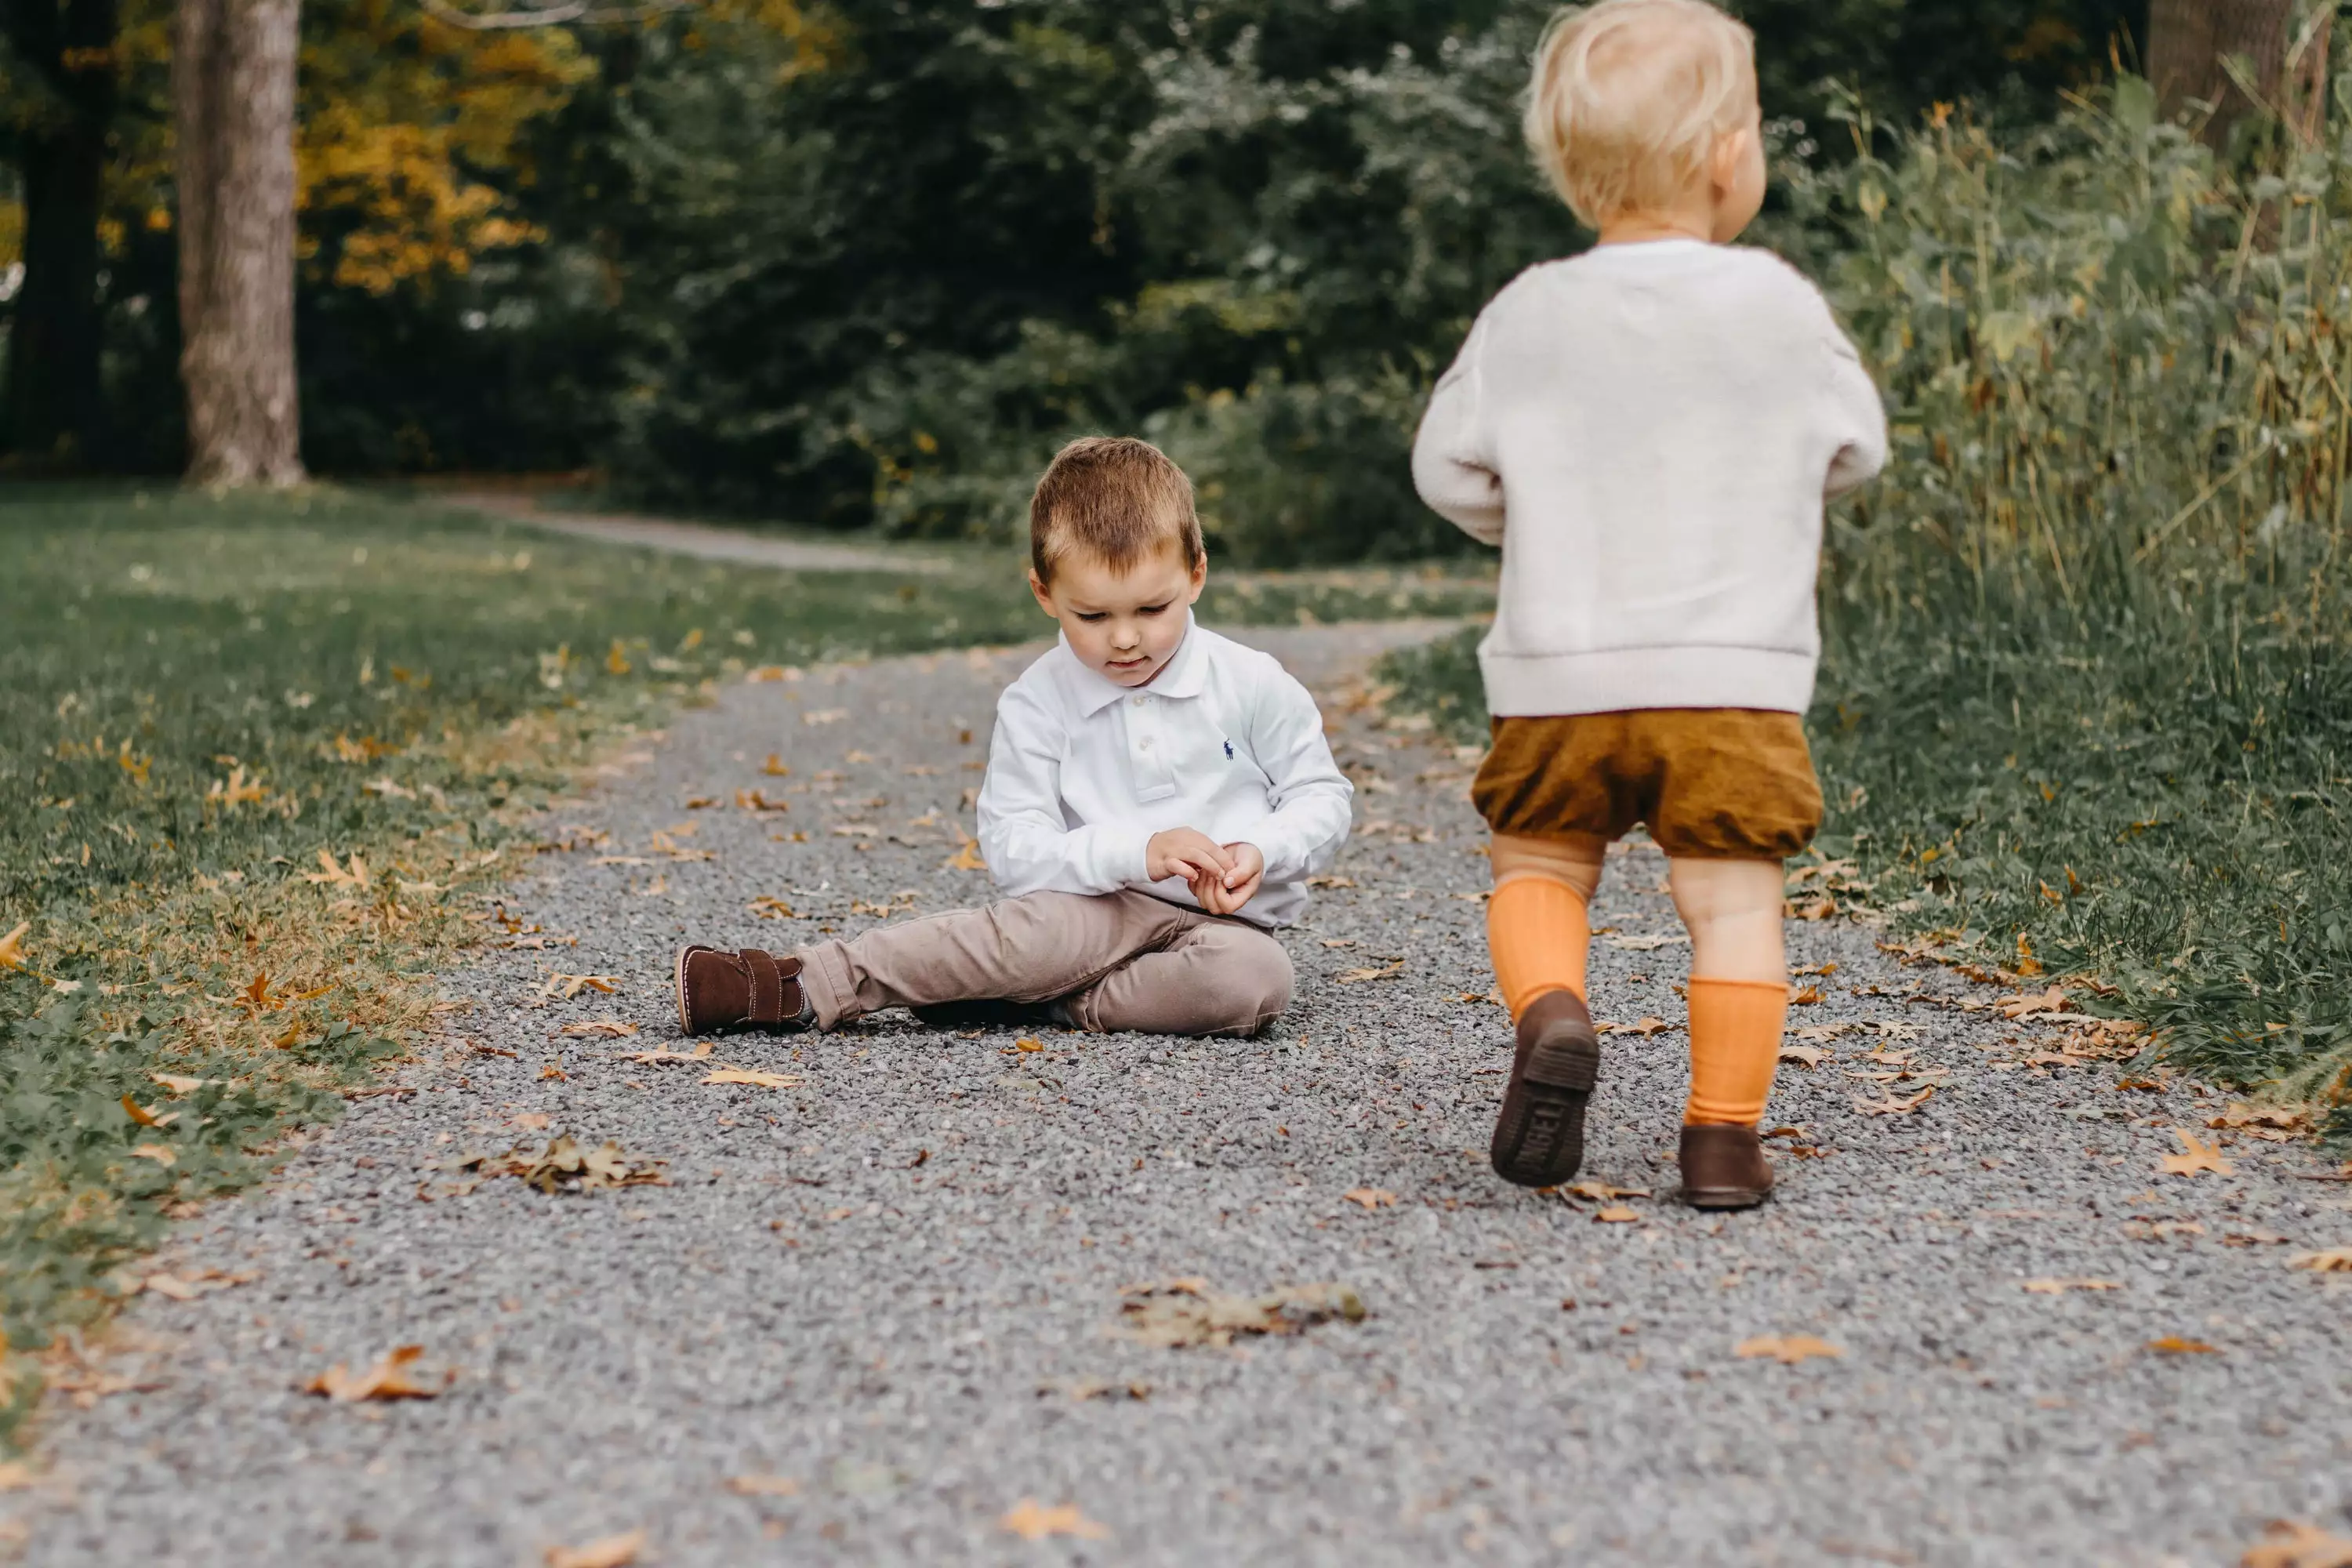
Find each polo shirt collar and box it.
[1058,612,1206,715]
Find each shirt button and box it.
[1131,695,1146,706]
[1139,737,1154,750]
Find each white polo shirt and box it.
[977,617,1353,928]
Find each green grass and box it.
[0,482,1490,1443]
[1374,604,2352,1142]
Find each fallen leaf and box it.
[2021,1278,2122,1294]
[1335,961,1405,984]
[761,753,791,775]
[1851,1084,1937,1116]
[1778,1045,1828,1068]
[512,1112,552,1130]
[1014,1036,1044,1053]
[1305,874,1356,888]
[129,1143,176,1166]
[545,1530,647,1568]
[1735,1334,1844,1365]
[2145,1334,2222,1356]
[748,895,797,920]
[703,1068,801,1089]
[1598,1017,1671,1037]
[2241,1520,2352,1568]
[304,1345,442,1401]
[542,974,621,1000]
[560,1020,639,1039]
[2159,1127,2236,1178]
[1593,1205,1641,1224]
[1114,1279,1366,1349]
[0,1460,34,1490]
[119,1093,163,1127]
[150,1073,209,1094]
[1320,938,1358,949]
[1997,985,2069,1020]
[725,1475,800,1497]
[1604,933,1687,952]
[427,1136,666,1198]
[2288,1248,2352,1273]
[802,709,848,726]
[1791,985,1826,1005]
[735,789,790,814]
[1563,1180,1651,1201]
[942,826,987,873]
[138,1268,255,1301]
[1000,1500,1110,1542]
[0,920,30,971]
[539,1064,568,1081]
[621,1042,715,1065]
[301,848,371,889]
[1342,1188,1397,1209]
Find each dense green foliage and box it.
[1377,56,2352,1132]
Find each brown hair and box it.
[1029,435,1206,585]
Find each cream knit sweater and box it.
[1411,240,1887,717]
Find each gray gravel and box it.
[13,622,2352,1568]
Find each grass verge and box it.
[0,482,1482,1444]
[1374,611,2352,1143]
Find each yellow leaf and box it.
[1014,1036,1044,1053]
[151,1073,209,1094]
[545,1530,646,1568]
[604,640,632,676]
[306,1345,444,1402]
[1790,985,1825,1005]
[1734,1334,1843,1365]
[942,826,986,873]
[129,1143,176,1167]
[1593,1205,1641,1224]
[1563,1180,1650,1201]
[2021,1278,2121,1294]
[621,1042,713,1065]
[2287,1248,2352,1273]
[748,895,797,919]
[0,920,29,971]
[1996,985,2069,1020]
[2241,1519,2352,1568]
[702,1068,800,1089]
[1778,1044,1828,1068]
[2158,1127,2235,1178]
[302,849,371,889]
[999,1499,1111,1542]
[2145,1335,2221,1356]
[539,1064,568,1081]
[760,753,791,775]
[542,974,620,1000]
[1342,1187,1397,1209]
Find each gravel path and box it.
[441,492,963,575]
[15,623,2351,1568]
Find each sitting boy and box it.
[1413,0,1887,1207]
[674,436,1353,1040]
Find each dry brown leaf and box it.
[942,826,987,872]
[119,1094,163,1127]
[1997,985,2069,1019]
[301,848,371,889]
[138,1268,255,1301]
[761,753,792,775]
[1000,1500,1110,1542]
[1334,961,1405,985]
[2159,1127,2236,1178]
[1342,1188,1398,1209]
[1563,1180,1651,1201]
[620,1042,714,1065]
[726,1475,801,1497]
[1778,1045,1828,1068]
[560,1020,639,1039]
[1852,1084,1936,1116]
[545,1530,647,1568]
[735,789,790,814]
[1014,1037,1044,1053]
[129,1143,176,1167]
[1593,1206,1641,1224]
[542,973,621,1000]
[2146,1334,2222,1356]
[0,1460,34,1490]
[0,920,28,972]
[2287,1248,2352,1273]
[703,1068,801,1089]
[2241,1519,2352,1568]
[150,1073,209,1095]
[1791,985,1826,1005]
[748,895,797,920]
[2021,1278,2121,1294]
[1305,873,1356,888]
[512,1112,553,1129]
[1114,1280,1365,1349]
[539,1064,568,1081]
[1598,1016,1671,1037]
[304,1345,442,1402]
[1735,1334,1843,1365]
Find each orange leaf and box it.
[1000,1500,1110,1542]
[725,1475,800,1497]
[1593,1205,1641,1224]
[2288,1248,2352,1273]
[304,1345,442,1401]
[1014,1036,1044,1053]
[1343,1187,1398,1209]
[2145,1335,2222,1356]
[119,1094,162,1127]
[702,1068,800,1088]
[0,920,29,971]
[2241,1519,2352,1568]
[546,1529,646,1568]
[2159,1127,2236,1178]
[1734,1334,1843,1365]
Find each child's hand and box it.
[1196,841,1265,916]
[1147,826,1232,886]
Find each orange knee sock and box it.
[1684,977,1788,1125]
[1486,877,1590,1018]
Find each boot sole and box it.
[673,945,701,1035]
[1681,1183,1773,1211]
[1490,1025,1600,1189]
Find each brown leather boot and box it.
[673,946,811,1036]
[1679,1123,1775,1209]
[1490,988,1601,1189]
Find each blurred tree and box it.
[0,0,121,466]
[2146,0,2332,144]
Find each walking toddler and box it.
[674,436,1352,1040]
[1413,0,1887,1207]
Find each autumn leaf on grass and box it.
[1735,1334,1843,1365]
[2158,1127,2235,1178]
[621,1042,713,1065]
[560,1020,638,1039]
[302,849,371,890]
[942,826,987,873]
[1000,1500,1110,1542]
[2241,1519,2352,1568]
[0,921,28,972]
[1343,1187,1398,1210]
[2288,1248,2352,1273]
[2022,1278,2122,1294]
[1335,961,1404,985]
[119,1094,170,1128]
[703,1067,800,1089]
[2145,1334,2222,1356]
[545,1530,647,1568]
[541,974,621,1001]
[1852,1085,1936,1116]
[1779,1045,1828,1068]
[205,765,267,808]
[151,1073,212,1095]
[304,1345,444,1402]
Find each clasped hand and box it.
[1146,827,1265,916]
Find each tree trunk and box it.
[2,0,119,468]
[174,0,306,487]
[2147,0,2332,146]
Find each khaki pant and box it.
[797,889,1295,1038]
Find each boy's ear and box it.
[1028,569,1059,616]
[1711,125,1751,193]
[1184,553,1207,603]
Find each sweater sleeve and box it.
[1236,662,1353,887]
[1822,321,1889,500]
[1410,314,1507,545]
[975,684,1151,898]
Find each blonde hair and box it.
[1523,0,1758,229]
[1029,435,1206,585]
